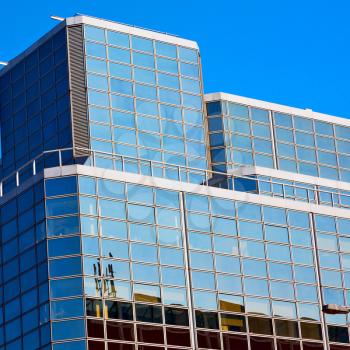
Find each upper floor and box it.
[1,16,350,209]
[0,14,207,181]
[206,93,350,183]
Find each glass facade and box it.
[42,175,350,350]
[0,14,349,350]
[0,181,50,350]
[0,28,72,179]
[84,25,208,172]
[207,100,350,182]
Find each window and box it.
[51,298,84,319]
[132,36,153,53]
[85,26,105,43]
[107,30,129,48]
[108,46,130,63]
[47,216,80,237]
[48,236,81,257]
[46,177,77,196]
[52,319,85,341]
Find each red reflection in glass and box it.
[166,327,191,347]
[277,339,301,350]
[108,343,135,350]
[223,333,248,350]
[107,321,134,341]
[137,324,164,344]
[87,319,104,338]
[197,330,220,349]
[250,336,274,350]
[302,343,324,350]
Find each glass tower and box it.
[0,14,349,350]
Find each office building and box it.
[0,14,349,350]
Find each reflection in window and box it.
[163,287,187,306]
[272,300,296,319]
[195,310,219,329]
[47,216,80,237]
[164,307,189,326]
[248,317,273,335]
[136,304,162,323]
[194,290,217,310]
[300,322,323,340]
[128,204,154,224]
[134,284,161,303]
[245,297,270,316]
[46,196,78,216]
[106,321,134,342]
[221,313,246,332]
[86,298,103,317]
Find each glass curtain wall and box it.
[207,100,350,183]
[43,174,350,350]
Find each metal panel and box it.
[67,24,90,158]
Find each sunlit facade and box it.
[0,14,349,350]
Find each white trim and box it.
[66,15,199,49]
[204,92,350,127]
[44,165,350,219]
[228,166,350,192]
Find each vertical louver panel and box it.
[67,25,90,158]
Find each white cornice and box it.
[66,15,198,49]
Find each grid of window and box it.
[83,25,208,173]
[185,195,331,349]
[314,215,350,334]
[44,175,350,350]
[0,28,72,179]
[207,101,350,183]
[45,176,192,350]
[0,181,50,350]
[2,16,350,350]
[207,101,273,173]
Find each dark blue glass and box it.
[53,340,86,350]
[52,319,85,341]
[51,298,84,319]
[47,216,80,236]
[0,28,71,174]
[45,176,77,197]
[49,257,82,277]
[50,277,83,298]
[46,196,78,216]
[234,177,258,193]
[48,236,81,257]
[206,101,222,116]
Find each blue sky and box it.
[1,0,350,118]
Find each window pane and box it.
[46,177,77,196]
[51,298,84,319]
[108,47,130,63]
[156,42,177,58]
[107,31,129,48]
[109,62,131,79]
[132,36,153,53]
[52,319,85,341]
[85,26,105,43]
